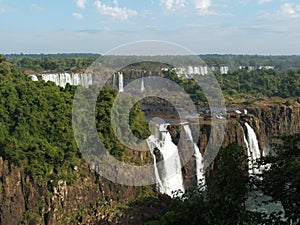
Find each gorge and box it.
[0,101,299,224]
[1,57,299,224]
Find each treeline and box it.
[216,68,300,100]
[200,54,300,70]
[6,54,99,73]
[6,54,300,74]
[162,68,300,104]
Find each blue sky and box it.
[0,0,300,54]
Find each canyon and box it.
[0,103,299,224]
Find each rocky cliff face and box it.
[0,104,299,224]
[0,158,146,225]
[168,104,300,189]
[199,104,300,154]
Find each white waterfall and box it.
[183,124,205,186]
[38,72,93,88]
[141,76,145,92]
[244,123,285,218]
[147,124,185,196]
[118,72,124,92]
[244,123,261,176]
[29,75,38,81]
[147,137,164,191]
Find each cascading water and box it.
[147,137,164,192]
[183,124,205,185]
[29,75,38,81]
[118,72,124,92]
[244,123,285,218]
[244,122,261,176]
[141,76,145,92]
[35,72,93,88]
[147,123,185,196]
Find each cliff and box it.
[0,158,147,225]
[169,104,300,188]
[0,104,299,224]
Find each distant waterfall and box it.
[183,124,205,186]
[36,72,93,88]
[141,76,145,92]
[243,123,261,176]
[118,72,124,92]
[147,124,185,196]
[141,71,145,92]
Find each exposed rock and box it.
[0,104,299,224]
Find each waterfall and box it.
[147,123,185,196]
[29,75,38,81]
[141,73,145,92]
[34,72,93,88]
[118,72,124,92]
[244,123,285,218]
[244,122,261,176]
[183,124,205,186]
[147,137,164,192]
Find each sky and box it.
[0,0,300,54]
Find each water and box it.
[141,76,145,92]
[183,124,205,186]
[243,123,285,219]
[147,123,185,196]
[118,72,124,92]
[39,72,93,88]
[147,137,164,192]
[244,122,261,176]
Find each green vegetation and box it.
[95,86,151,163]
[6,53,99,73]
[162,68,300,105]
[261,134,300,224]
[0,55,150,184]
[0,56,80,184]
[216,69,300,100]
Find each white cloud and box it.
[160,0,185,11]
[195,0,215,15]
[258,0,272,5]
[0,7,4,13]
[94,0,137,20]
[75,0,87,9]
[259,2,299,20]
[195,0,211,11]
[279,3,298,18]
[73,12,84,19]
